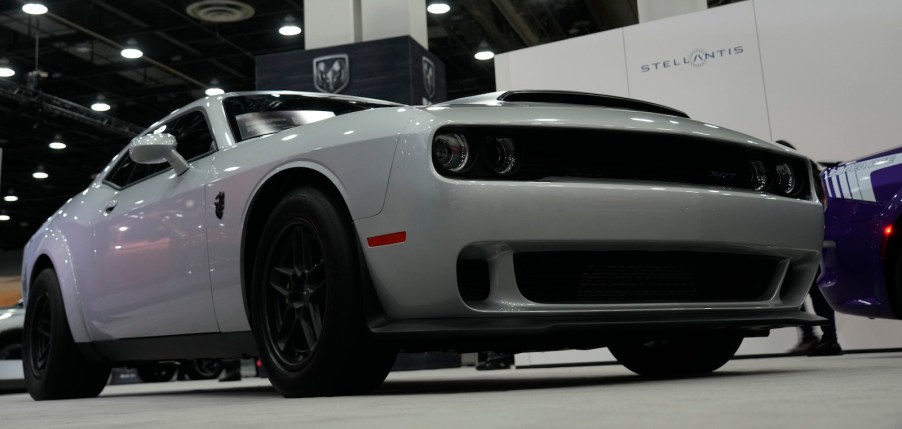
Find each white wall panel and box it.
[500,30,630,97]
[502,0,902,366]
[624,1,771,140]
[755,0,902,162]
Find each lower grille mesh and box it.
[514,251,778,304]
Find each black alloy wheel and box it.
[264,219,328,370]
[251,186,397,397]
[23,269,111,400]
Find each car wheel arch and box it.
[25,246,93,344]
[882,210,902,318]
[240,167,361,324]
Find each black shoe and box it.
[787,338,819,355]
[807,339,843,357]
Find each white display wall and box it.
[497,0,902,366]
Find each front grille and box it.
[514,251,778,304]
[433,127,811,199]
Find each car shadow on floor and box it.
[97,367,813,399]
[374,368,810,396]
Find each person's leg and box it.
[809,284,837,340]
[807,284,843,356]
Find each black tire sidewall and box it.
[250,187,376,396]
[610,334,743,378]
[23,269,110,400]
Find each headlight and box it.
[485,137,518,175]
[748,160,768,192]
[775,163,798,195]
[433,133,472,173]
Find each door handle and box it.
[104,200,118,212]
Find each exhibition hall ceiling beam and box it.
[456,0,517,52]
[491,0,539,47]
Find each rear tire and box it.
[182,359,224,380]
[136,364,177,383]
[0,340,22,360]
[23,269,111,400]
[609,333,743,378]
[250,186,396,397]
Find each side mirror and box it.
[129,133,190,176]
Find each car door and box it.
[82,110,220,340]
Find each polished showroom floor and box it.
[2,352,900,428]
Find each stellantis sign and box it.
[641,45,744,72]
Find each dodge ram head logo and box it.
[313,54,349,94]
[422,57,436,99]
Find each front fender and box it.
[23,228,94,344]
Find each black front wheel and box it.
[609,333,743,378]
[251,186,396,397]
[23,269,111,400]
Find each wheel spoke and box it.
[36,320,51,338]
[309,303,323,339]
[269,279,290,298]
[277,317,299,353]
[276,308,294,339]
[298,307,317,350]
[293,227,313,272]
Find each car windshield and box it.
[223,94,397,142]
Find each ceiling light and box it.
[427,2,451,14]
[121,38,143,59]
[474,41,495,61]
[3,190,17,202]
[279,15,302,36]
[205,79,224,96]
[0,214,9,222]
[0,58,14,78]
[22,3,48,15]
[49,134,65,150]
[91,95,111,112]
[33,166,48,179]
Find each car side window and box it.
[104,111,216,188]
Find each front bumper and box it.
[368,310,824,351]
[354,125,824,326]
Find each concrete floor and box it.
[2,352,901,428]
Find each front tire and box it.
[23,269,111,400]
[609,333,743,378]
[250,186,396,397]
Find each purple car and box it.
[819,148,902,319]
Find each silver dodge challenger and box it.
[20,90,824,399]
